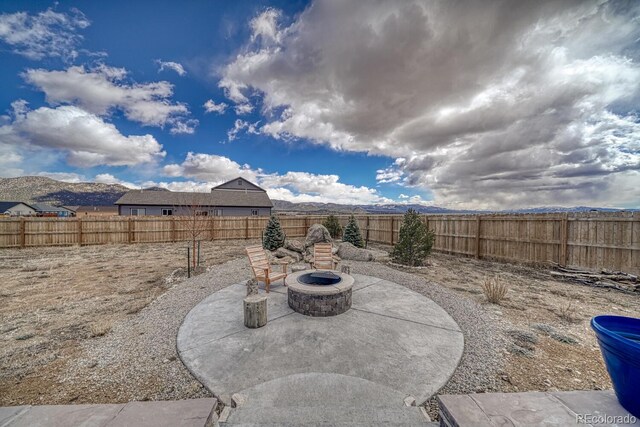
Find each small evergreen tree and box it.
[323,214,342,238]
[391,209,435,266]
[263,215,285,251]
[343,215,364,248]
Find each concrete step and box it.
[223,406,429,426]
[220,373,431,426]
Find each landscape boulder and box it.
[284,239,304,254]
[304,224,332,249]
[274,247,302,262]
[336,242,375,261]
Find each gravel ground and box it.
[59,255,504,422]
[60,258,252,404]
[347,261,506,420]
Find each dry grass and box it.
[557,301,579,323]
[89,321,113,337]
[482,276,509,304]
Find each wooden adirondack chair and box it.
[311,243,338,270]
[246,245,288,293]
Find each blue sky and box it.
[0,1,638,208]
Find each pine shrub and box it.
[343,215,364,248]
[391,209,435,266]
[263,215,286,251]
[323,214,342,238]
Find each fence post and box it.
[560,213,568,267]
[245,217,249,239]
[77,217,83,246]
[475,215,481,259]
[127,217,133,243]
[171,217,177,242]
[365,215,370,248]
[390,217,395,245]
[210,217,215,241]
[19,217,26,248]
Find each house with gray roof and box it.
[114,177,273,217]
[30,203,74,217]
[0,201,37,216]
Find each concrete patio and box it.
[177,273,465,425]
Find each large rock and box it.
[336,242,375,261]
[284,239,304,254]
[304,224,332,249]
[274,247,302,262]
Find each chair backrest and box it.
[246,245,271,276]
[313,243,334,269]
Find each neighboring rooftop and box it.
[0,201,34,212]
[115,177,273,208]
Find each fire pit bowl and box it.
[286,270,354,317]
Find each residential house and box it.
[114,177,273,216]
[0,201,37,216]
[66,206,119,217]
[31,203,74,217]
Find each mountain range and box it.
[0,176,634,214]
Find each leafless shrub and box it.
[558,302,578,323]
[90,321,112,337]
[482,276,509,304]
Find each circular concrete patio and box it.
[177,273,463,412]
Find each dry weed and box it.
[482,276,509,304]
[90,321,113,337]
[557,302,579,323]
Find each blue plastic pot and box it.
[591,315,640,417]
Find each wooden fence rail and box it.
[0,212,638,274]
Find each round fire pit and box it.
[286,270,354,317]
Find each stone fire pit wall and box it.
[286,271,354,317]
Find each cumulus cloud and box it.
[250,8,282,44]
[23,65,196,134]
[162,152,258,183]
[0,102,165,167]
[0,7,89,61]
[94,173,139,188]
[161,152,390,204]
[260,171,392,205]
[37,171,85,183]
[227,119,259,141]
[203,99,227,114]
[155,60,186,76]
[220,0,640,209]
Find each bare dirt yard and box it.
[0,240,249,406]
[370,243,640,396]
[1,240,638,411]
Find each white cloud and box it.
[94,173,139,188]
[37,171,85,183]
[203,99,227,114]
[1,102,165,167]
[0,7,89,61]
[376,167,403,184]
[220,0,640,209]
[23,65,196,134]
[155,60,186,76]
[250,8,282,44]
[162,152,257,183]
[227,119,259,141]
[161,152,390,204]
[260,171,392,205]
[234,103,254,115]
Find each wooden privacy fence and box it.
[0,212,638,274]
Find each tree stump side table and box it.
[243,294,267,328]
